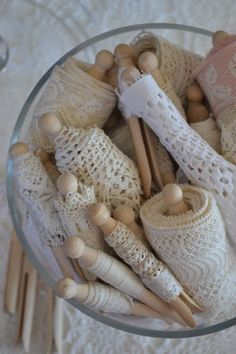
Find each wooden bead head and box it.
[88,203,110,226]
[113,205,135,225]
[212,30,230,47]
[95,50,114,71]
[38,113,62,136]
[55,278,77,299]
[56,172,78,195]
[137,51,159,74]
[185,84,204,103]
[114,44,135,62]
[9,142,29,158]
[162,184,183,206]
[63,236,85,259]
[187,104,209,123]
[120,66,140,84]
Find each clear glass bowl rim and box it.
[7,22,236,338]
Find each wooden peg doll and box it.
[55,278,165,319]
[137,51,187,119]
[88,49,114,81]
[63,236,187,326]
[38,113,142,212]
[186,84,221,153]
[10,142,74,279]
[35,149,61,184]
[162,184,189,216]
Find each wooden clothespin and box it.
[162,184,189,216]
[87,49,114,81]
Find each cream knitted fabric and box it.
[131,32,202,102]
[82,282,133,314]
[190,116,221,154]
[12,152,66,246]
[140,185,236,321]
[53,126,142,211]
[105,221,183,303]
[54,182,108,252]
[119,74,236,248]
[26,57,116,152]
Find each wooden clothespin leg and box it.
[16,254,37,352]
[4,230,24,314]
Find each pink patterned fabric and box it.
[194,35,236,117]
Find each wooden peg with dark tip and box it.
[162,184,189,215]
[88,50,114,81]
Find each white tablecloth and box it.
[1,0,236,353]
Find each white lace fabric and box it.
[190,116,221,153]
[119,74,236,248]
[12,152,66,246]
[53,125,142,211]
[105,221,183,303]
[83,282,133,314]
[26,57,116,152]
[131,32,203,102]
[140,185,236,321]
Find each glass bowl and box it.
[7,23,236,338]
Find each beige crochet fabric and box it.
[54,182,109,253]
[119,74,236,249]
[26,57,116,152]
[140,185,236,322]
[52,126,142,211]
[131,32,202,102]
[105,221,183,303]
[12,152,66,246]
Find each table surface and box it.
[2,0,236,353]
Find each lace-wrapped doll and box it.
[131,31,203,102]
[54,172,109,253]
[194,31,236,164]
[38,113,142,212]
[140,184,236,321]
[55,278,165,319]
[118,66,236,248]
[26,51,116,152]
[9,142,74,278]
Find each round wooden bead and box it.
[63,236,85,259]
[55,278,77,299]
[56,172,78,195]
[9,142,29,158]
[185,84,204,103]
[162,184,183,206]
[113,205,135,226]
[137,51,159,73]
[38,113,62,136]
[212,30,230,46]
[114,44,135,62]
[95,50,114,71]
[120,66,140,83]
[88,203,110,226]
[187,104,209,123]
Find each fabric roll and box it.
[140,184,236,321]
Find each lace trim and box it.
[53,126,142,211]
[106,222,182,303]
